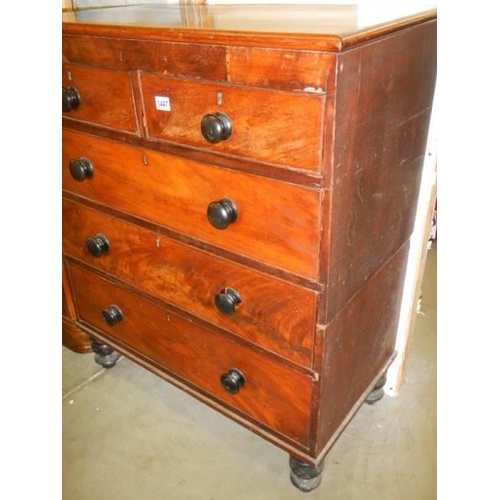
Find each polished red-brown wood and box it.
[62,63,139,133]
[62,198,318,366]
[305,20,437,463]
[62,6,437,479]
[63,36,227,81]
[322,20,437,321]
[62,129,322,279]
[62,5,436,53]
[62,36,332,93]
[62,261,91,353]
[69,262,314,446]
[315,242,409,456]
[140,75,325,171]
[227,47,333,92]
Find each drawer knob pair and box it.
[100,300,244,394]
[201,112,232,144]
[100,301,244,395]
[220,368,245,395]
[62,86,81,112]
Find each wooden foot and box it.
[91,340,120,369]
[289,456,324,493]
[365,373,387,405]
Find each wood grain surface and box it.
[140,74,325,171]
[63,198,318,367]
[62,63,139,133]
[69,263,313,446]
[62,129,322,279]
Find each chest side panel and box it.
[324,20,437,321]
[313,21,437,455]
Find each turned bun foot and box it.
[91,340,120,369]
[289,456,324,493]
[365,373,387,405]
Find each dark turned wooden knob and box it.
[201,112,232,143]
[86,234,110,258]
[207,199,237,230]
[102,305,123,327]
[220,368,245,395]
[62,86,81,112]
[69,157,93,182]
[215,288,241,316]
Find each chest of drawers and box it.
[62,4,436,491]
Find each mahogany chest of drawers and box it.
[62,4,437,491]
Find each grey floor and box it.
[62,245,436,500]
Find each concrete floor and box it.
[62,245,436,500]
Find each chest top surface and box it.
[62,3,436,51]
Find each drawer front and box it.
[63,36,228,81]
[62,129,321,279]
[62,63,138,133]
[63,198,317,366]
[69,263,312,446]
[227,47,333,92]
[140,74,324,171]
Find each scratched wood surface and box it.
[62,7,437,466]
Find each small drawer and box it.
[140,74,324,171]
[62,129,321,279]
[69,263,313,446]
[62,63,138,133]
[227,47,333,92]
[63,198,317,367]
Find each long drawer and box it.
[69,263,313,446]
[62,198,317,367]
[62,129,322,279]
